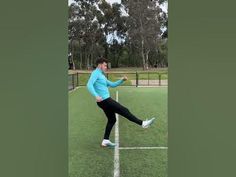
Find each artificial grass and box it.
[69,87,167,177]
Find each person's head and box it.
[96,57,108,72]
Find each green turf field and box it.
[69,87,167,177]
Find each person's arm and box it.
[106,76,127,88]
[87,71,100,98]
[106,78,125,88]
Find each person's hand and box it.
[122,76,128,81]
[96,96,103,102]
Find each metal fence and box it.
[68,71,168,91]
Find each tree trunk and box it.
[78,39,82,70]
[86,52,90,70]
[141,38,146,70]
[139,7,147,70]
[91,43,94,67]
[71,40,76,70]
[145,50,150,70]
[80,52,85,69]
[79,52,82,69]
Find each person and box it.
[87,57,155,147]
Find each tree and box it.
[68,0,168,69]
[122,0,167,70]
[122,0,160,69]
[69,0,105,69]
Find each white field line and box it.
[113,90,167,177]
[68,86,80,93]
[114,90,120,177]
[119,147,168,150]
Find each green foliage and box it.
[68,0,168,69]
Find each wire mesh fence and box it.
[68,71,168,91]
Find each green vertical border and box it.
[0,1,68,177]
[169,0,236,177]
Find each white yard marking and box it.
[119,147,168,150]
[113,90,168,177]
[114,90,120,177]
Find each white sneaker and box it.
[142,117,156,128]
[101,139,116,148]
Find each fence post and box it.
[136,72,138,87]
[159,73,161,86]
[148,72,150,86]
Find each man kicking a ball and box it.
[87,57,155,147]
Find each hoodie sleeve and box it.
[106,79,124,88]
[86,71,99,97]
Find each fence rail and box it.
[68,71,168,91]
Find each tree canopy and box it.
[68,0,168,70]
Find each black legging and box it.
[97,97,143,139]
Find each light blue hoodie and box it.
[86,68,124,100]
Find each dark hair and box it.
[96,57,108,65]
